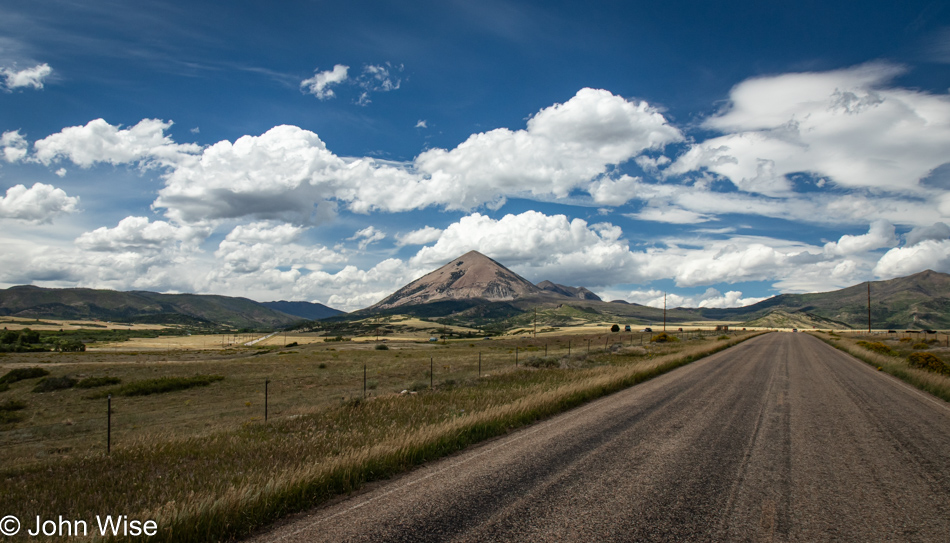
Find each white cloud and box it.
[349,226,386,249]
[1,63,52,90]
[301,64,348,100]
[360,63,401,92]
[607,287,767,309]
[396,226,442,246]
[669,63,950,196]
[628,205,714,224]
[33,118,201,168]
[587,175,642,206]
[0,183,79,223]
[873,240,950,278]
[213,222,342,276]
[415,120,427,129]
[823,220,898,256]
[1,130,27,162]
[75,216,207,252]
[54,168,66,177]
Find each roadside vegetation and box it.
[813,331,950,402]
[0,329,761,542]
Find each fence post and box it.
[478,352,481,377]
[265,379,269,422]
[107,394,112,455]
[604,337,608,351]
[568,340,571,355]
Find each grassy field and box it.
[0,327,760,542]
[810,330,950,401]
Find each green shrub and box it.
[76,376,122,389]
[651,332,679,343]
[374,344,389,350]
[0,367,49,384]
[32,376,78,393]
[285,342,298,348]
[907,352,949,375]
[912,342,931,350]
[0,399,26,411]
[89,375,225,398]
[523,356,559,368]
[717,334,730,340]
[610,324,620,332]
[857,341,895,356]
[899,337,913,343]
[318,363,327,369]
[56,340,86,352]
[0,411,24,424]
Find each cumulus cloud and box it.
[301,64,348,100]
[608,287,767,309]
[873,240,950,278]
[0,183,79,223]
[396,226,442,246]
[668,63,950,196]
[33,118,200,168]
[1,130,28,162]
[407,211,635,287]
[1,63,52,90]
[349,226,386,249]
[75,216,207,252]
[823,220,898,256]
[144,89,683,222]
[213,222,342,276]
[415,120,427,129]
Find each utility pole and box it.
[534,307,537,339]
[663,292,667,332]
[867,281,871,333]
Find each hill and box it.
[537,280,602,301]
[699,270,950,329]
[261,301,343,320]
[370,251,544,310]
[0,286,302,329]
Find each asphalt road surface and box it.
[248,333,950,542]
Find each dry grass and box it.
[0,330,761,542]
[811,332,950,402]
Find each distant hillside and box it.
[740,310,850,330]
[700,270,950,329]
[0,286,301,329]
[261,300,343,320]
[537,280,602,301]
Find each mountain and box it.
[0,286,302,329]
[699,270,950,329]
[370,251,544,310]
[537,280,602,301]
[261,300,343,320]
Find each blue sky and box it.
[1,0,950,311]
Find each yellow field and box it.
[0,316,168,332]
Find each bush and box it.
[899,337,913,343]
[857,341,895,356]
[0,399,26,411]
[523,356,559,369]
[907,352,949,375]
[32,376,78,393]
[76,376,122,389]
[374,344,389,350]
[285,342,298,348]
[718,334,730,340]
[318,363,327,369]
[0,367,50,384]
[610,324,620,332]
[912,342,931,350]
[57,340,86,352]
[89,375,225,398]
[0,411,24,424]
[651,332,679,343]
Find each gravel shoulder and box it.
[247,333,950,542]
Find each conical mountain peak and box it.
[370,251,542,309]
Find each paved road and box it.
[248,333,950,542]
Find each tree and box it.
[610,324,620,332]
